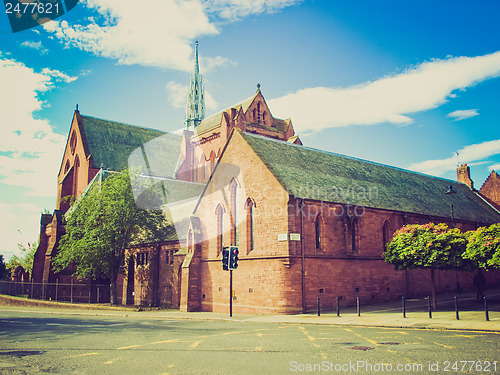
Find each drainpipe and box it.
[300,198,306,314]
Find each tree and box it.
[0,255,8,280]
[53,169,169,305]
[384,223,469,308]
[463,223,500,269]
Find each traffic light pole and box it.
[229,269,233,317]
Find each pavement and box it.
[1,289,499,332]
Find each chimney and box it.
[457,164,474,189]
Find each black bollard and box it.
[402,296,406,318]
[336,297,340,317]
[317,297,321,316]
[357,297,360,317]
[428,296,432,319]
[484,297,489,322]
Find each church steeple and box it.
[185,41,205,131]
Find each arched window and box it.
[382,220,390,251]
[262,111,266,125]
[209,151,216,174]
[64,160,70,173]
[70,131,77,155]
[351,217,360,253]
[192,156,198,182]
[315,214,324,252]
[73,155,80,197]
[200,158,205,182]
[257,102,261,124]
[230,180,239,246]
[252,109,256,121]
[216,205,224,256]
[246,199,255,254]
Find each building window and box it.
[257,102,261,124]
[262,111,266,125]
[252,109,256,121]
[192,156,198,182]
[70,131,77,155]
[230,180,239,246]
[64,160,70,173]
[216,205,224,256]
[73,155,80,197]
[382,220,390,252]
[315,214,324,252]
[351,217,359,253]
[246,199,255,254]
[136,252,149,266]
[165,250,174,265]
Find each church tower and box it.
[185,41,205,130]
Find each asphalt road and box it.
[0,310,499,374]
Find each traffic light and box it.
[222,247,229,271]
[228,246,239,270]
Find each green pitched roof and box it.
[240,132,500,224]
[79,115,180,172]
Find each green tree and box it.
[53,169,169,305]
[463,223,500,269]
[0,255,8,280]
[384,223,469,308]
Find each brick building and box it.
[33,44,500,312]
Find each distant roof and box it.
[79,114,181,172]
[240,132,500,224]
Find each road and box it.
[0,309,499,374]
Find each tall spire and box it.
[185,41,205,131]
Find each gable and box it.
[479,171,500,209]
[240,132,500,224]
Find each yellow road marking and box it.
[447,334,484,339]
[103,356,122,365]
[433,342,454,349]
[222,331,244,335]
[387,349,397,354]
[116,345,141,350]
[320,352,328,359]
[255,346,263,352]
[152,339,180,344]
[398,332,409,335]
[188,341,201,350]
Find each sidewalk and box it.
[1,290,499,332]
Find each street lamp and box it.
[445,185,460,294]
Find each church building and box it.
[32,43,500,313]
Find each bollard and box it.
[402,296,406,318]
[484,297,489,322]
[317,297,321,316]
[454,296,460,320]
[357,297,361,317]
[428,296,432,319]
[70,279,74,303]
[55,279,58,301]
[336,297,340,317]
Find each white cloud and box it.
[488,163,500,171]
[21,41,49,54]
[409,139,500,177]
[269,51,500,132]
[202,0,303,21]
[166,81,188,109]
[166,81,218,110]
[43,0,221,71]
[0,203,42,261]
[41,68,79,83]
[42,0,293,71]
[0,56,72,197]
[447,109,479,121]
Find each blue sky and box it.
[1,0,500,260]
